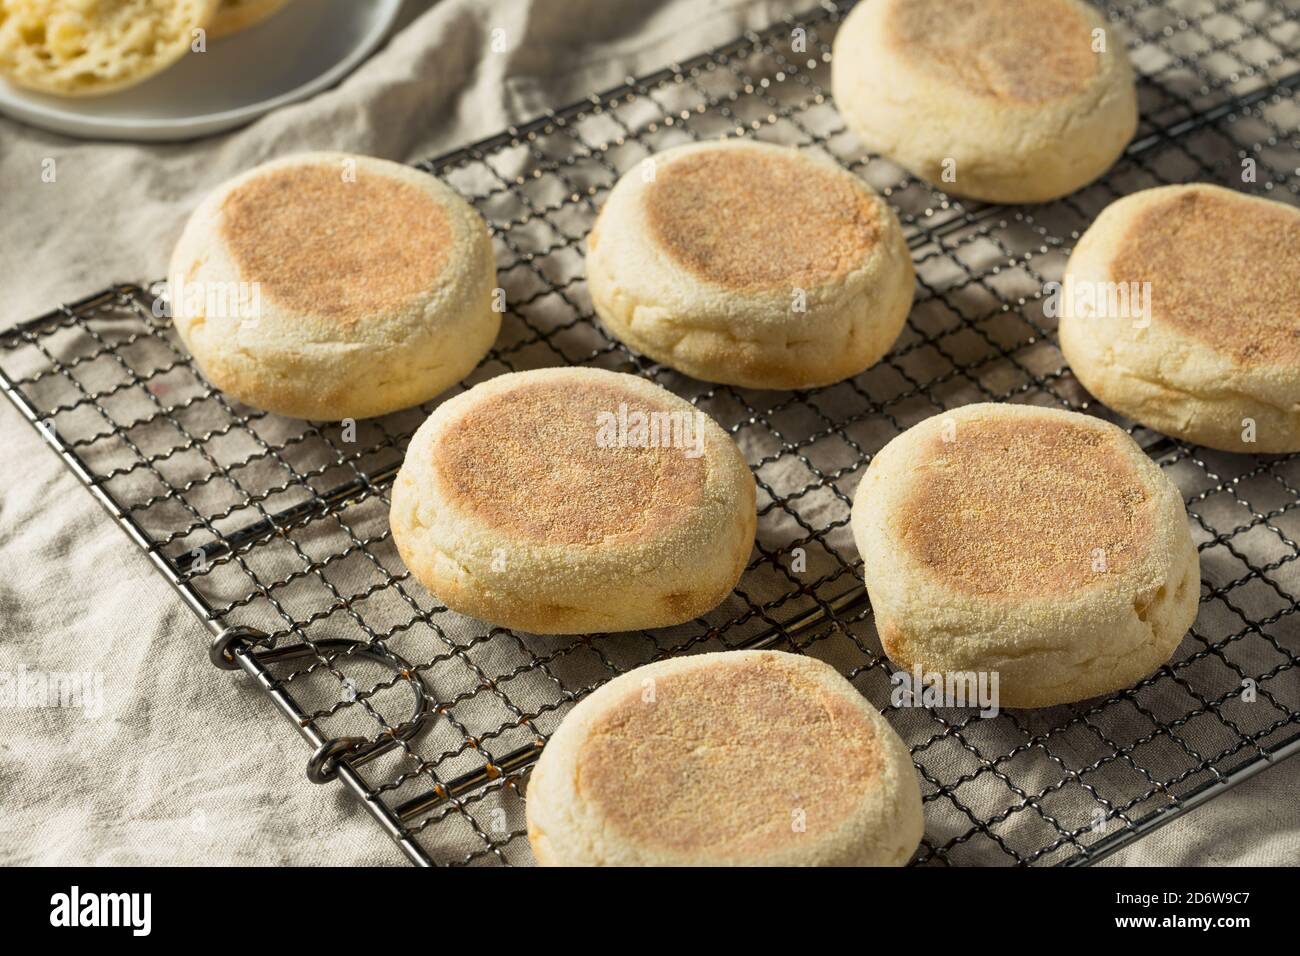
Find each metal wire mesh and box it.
[3,0,1299,866]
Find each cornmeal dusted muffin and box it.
[852,403,1199,707]
[169,152,499,420]
[832,0,1137,203]
[389,367,756,634]
[586,140,914,389]
[1060,184,1300,452]
[526,651,924,865]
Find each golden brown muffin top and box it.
[896,414,1153,596]
[220,162,451,324]
[1113,186,1300,365]
[434,378,708,546]
[575,654,883,859]
[643,145,881,290]
[885,0,1100,102]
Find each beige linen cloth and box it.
[0,0,1296,866]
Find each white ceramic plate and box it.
[0,0,403,142]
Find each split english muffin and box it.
[526,650,924,866]
[169,152,500,420]
[1059,183,1300,453]
[831,0,1138,203]
[586,139,915,390]
[389,367,756,634]
[0,0,219,96]
[852,403,1200,709]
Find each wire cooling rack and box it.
[3,0,1299,866]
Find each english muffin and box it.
[1059,183,1300,453]
[586,139,914,389]
[526,650,924,866]
[852,403,1200,709]
[0,0,218,96]
[831,0,1138,203]
[209,0,292,38]
[169,152,499,420]
[389,367,756,634]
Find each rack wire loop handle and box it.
[209,627,270,670]
[307,736,371,784]
[211,631,435,783]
